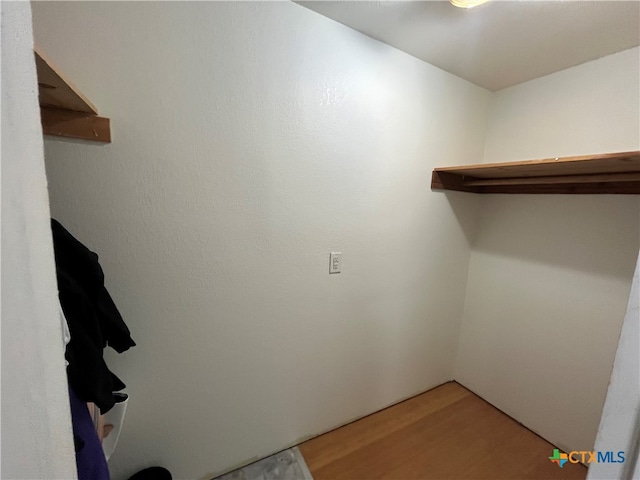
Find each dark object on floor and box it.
[127,467,172,480]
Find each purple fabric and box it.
[69,387,110,480]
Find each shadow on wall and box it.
[440,191,482,248]
[469,194,639,280]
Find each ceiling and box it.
[296,1,640,91]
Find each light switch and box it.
[330,252,341,274]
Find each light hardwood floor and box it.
[299,382,587,480]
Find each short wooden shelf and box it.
[35,49,111,143]
[431,151,640,194]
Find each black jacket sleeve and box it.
[51,219,135,412]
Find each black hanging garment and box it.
[51,219,136,413]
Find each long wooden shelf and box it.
[431,151,640,194]
[35,48,111,143]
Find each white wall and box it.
[588,252,640,480]
[0,2,77,478]
[31,2,490,479]
[455,47,640,453]
[484,47,640,162]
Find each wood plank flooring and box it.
[299,382,587,480]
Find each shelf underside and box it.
[432,152,640,194]
[35,49,111,143]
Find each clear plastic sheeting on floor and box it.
[214,447,313,480]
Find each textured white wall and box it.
[0,2,77,479]
[455,48,640,453]
[588,253,640,480]
[31,2,490,479]
[483,47,640,162]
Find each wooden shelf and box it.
[432,151,640,194]
[35,49,111,143]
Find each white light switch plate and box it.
[330,252,341,274]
